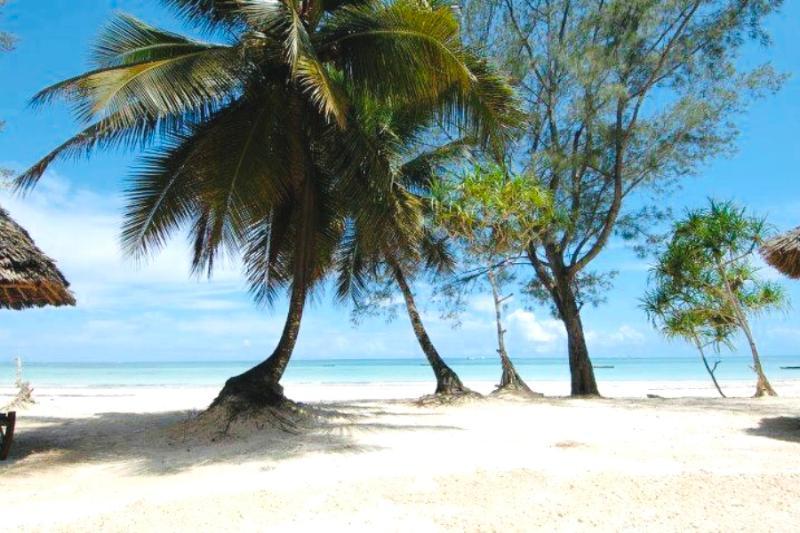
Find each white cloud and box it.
[175,314,282,337]
[506,309,566,344]
[1,173,247,311]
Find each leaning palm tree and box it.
[337,192,476,397]
[334,165,475,396]
[329,100,483,396]
[17,1,516,415]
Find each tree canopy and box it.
[646,199,786,397]
[17,0,518,413]
[459,0,784,395]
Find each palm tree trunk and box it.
[210,92,314,412]
[692,334,726,398]
[210,280,306,410]
[487,269,534,394]
[390,259,472,395]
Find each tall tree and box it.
[648,200,786,397]
[330,97,504,396]
[460,0,784,395]
[342,226,476,397]
[17,1,515,416]
[433,166,552,394]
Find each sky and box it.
[1,0,800,363]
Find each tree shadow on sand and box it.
[745,417,800,444]
[2,400,464,476]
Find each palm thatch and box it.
[0,207,76,309]
[760,226,800,279]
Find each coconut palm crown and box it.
[16,0,518,412]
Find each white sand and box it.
[2,380,800,532]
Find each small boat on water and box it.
[780,366,800,370]
[593,365,615,369]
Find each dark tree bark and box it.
[528,247,600,396]
[487,269,536,394]
[558,283,599,396]
[390,260,473,396]
[210,93,314,413]
[210,280,306,411]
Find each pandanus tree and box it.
[433,166,553,394]
[649,200,786,397]
[642,279,736,398]
[16,0,517,414]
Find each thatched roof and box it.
[0,207,76,309]
[760,226,800,279]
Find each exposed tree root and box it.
[491,384,544,400]
[754,375,778,398]
[172,394,314,443]
[415,389,484,407]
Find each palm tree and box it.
[17,1,516,413]
[331,114,478,395]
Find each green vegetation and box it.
[433,166,552,394]
[644,200,786,397]
[332,108,482,397]
[11,1,792,408]
[460,0,783,395]
[17,0,516,413]
[0,1,13,52]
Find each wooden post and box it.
[0,411,17,460]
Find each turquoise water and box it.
[1,355,799,388]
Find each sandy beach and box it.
[2,380,800,532]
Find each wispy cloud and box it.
[1,172,248,311]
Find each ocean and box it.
[1,355,799,388]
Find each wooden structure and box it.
[0,411,15,460]
[760,227,800,279]
[1,206,75,460]
[0,207,76,308]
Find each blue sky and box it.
[1,0,799,363]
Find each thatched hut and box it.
[760,226,800,279]
[0,206,76,309]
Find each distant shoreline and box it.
[3,355,800,389]
[4,379,800,408]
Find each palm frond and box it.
[318,0,474,104]
[33,38,242,125]
[92,13,223,67]
[333,220,370,302]
[122,95,290,264]
[245,203,294,307]
[399,137,474,190]
[14,108,202,192]
[270,2,350,127]
[162,0,250,31]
